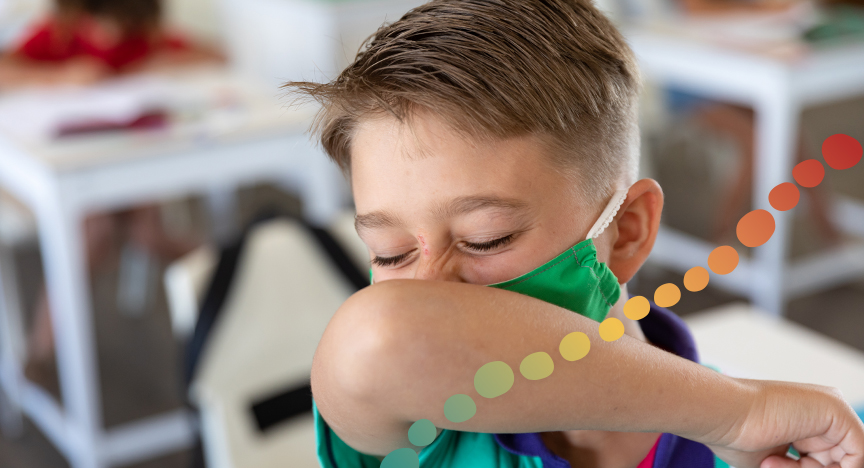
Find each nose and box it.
[413,256,462,282]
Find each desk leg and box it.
[205,185,237,243]
[0,244,24,437]
[34,196,103,468]
[752,95,798,316]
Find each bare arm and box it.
[0,54,110,88]
[313,280,864,467]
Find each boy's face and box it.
[351,111,609,285]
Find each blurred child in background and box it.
[0,0,219,86]
[0,0,218,384]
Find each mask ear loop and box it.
[585,189,629,240]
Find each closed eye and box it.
[463,234,515,253]
[371,250,413,267]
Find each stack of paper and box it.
[0,76,186,142]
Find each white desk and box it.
[0,68,346,468]
[625,24,864,315]
[685,303,864,409]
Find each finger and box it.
[839,453,864,468]
[761,455,796,468]
[829,446,846,462]
[801,455,832,468]
[761,454,829,468]
[802,450,836,467]
[794,438,840,455]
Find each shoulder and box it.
[639,302,700,363]
[13,17,57,56]
[13,16,89,60]
[161,31,190,51]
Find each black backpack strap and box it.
[306,225,369,291]
[183,227,249,387]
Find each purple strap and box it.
[494,303,715,468]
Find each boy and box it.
[284,1,864,467]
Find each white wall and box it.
[0,0,48,48]
[164,0,223,46]
[217,0,426,90]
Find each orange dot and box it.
[623,296,650,320]
[822,134,862,170]
[708,246,739,275]
[684,266,709,292]
[654,283,681,308]
[599,318,625,342]
[736,209,776,248]
[792,160,825,188]
[769,183,800,211]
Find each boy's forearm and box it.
[313,280,755,455]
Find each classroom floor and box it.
[1,98,863,468]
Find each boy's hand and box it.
[705,380,864,468]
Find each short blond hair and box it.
[284,0,641,201]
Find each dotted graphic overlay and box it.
[379,134,862,466]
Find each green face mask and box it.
[486,190,627,322]
[369,190,627,323]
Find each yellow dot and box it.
[598,317,625,342]
[684,266,709,292]
[474,361,514,398]
[559,332,590,361]
[623,296,650,320]
[654,283,681,308]
[520,352,554,380]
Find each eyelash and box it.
[463,234,515,252]
[370,234,516,267]
[371,251,412,267]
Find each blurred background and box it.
[0,0,861,467]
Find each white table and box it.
[625,24,864,315]
[0,67,346,468]
[685,303,864,410]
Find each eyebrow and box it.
[355,211,404,230]
[355,195,529,231]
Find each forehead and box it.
[352,115,548,198]
[349,112,582,223]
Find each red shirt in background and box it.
[14,17,188,70]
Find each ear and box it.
[603,179,664,284]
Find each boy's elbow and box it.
[312,281,423,408]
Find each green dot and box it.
[380,448,418,468]
[443,394,476,423]
[408,419,437,447]
[520,352,554,380]
[474,361,514,398]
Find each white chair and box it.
[163,211,367,468]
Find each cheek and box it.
[593,235,614,264]
[370,266,411,283]
[457,248,549,285]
